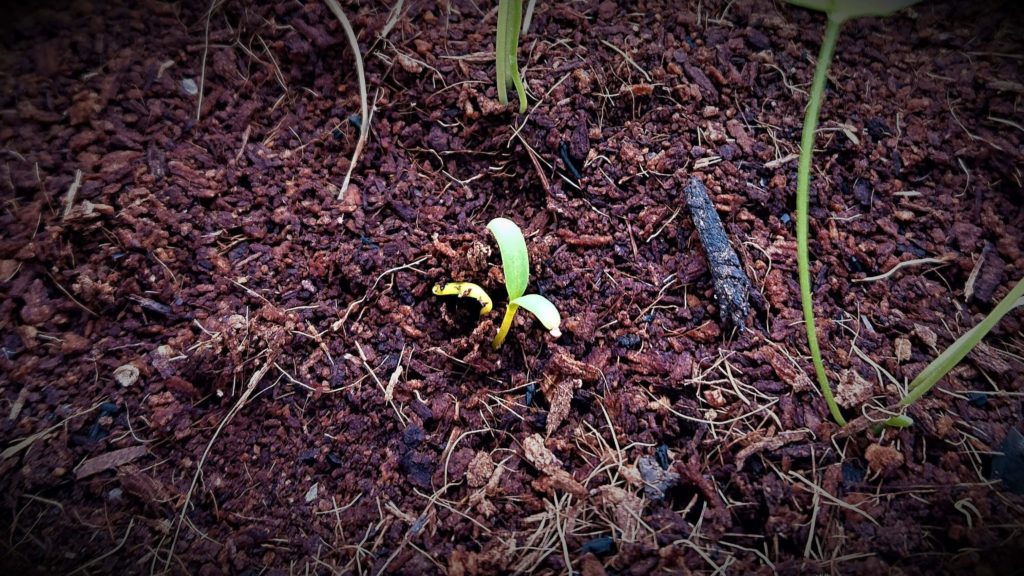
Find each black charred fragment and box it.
[616,333,642,350]
[656,444,670,470]
[580,536,615,556]
[558,140,583,182]
[130,295,172,316]
[684,177,752,331]
[967,392,989,408]
[992,428,1024,495]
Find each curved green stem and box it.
[901,277,1024,407]
[506,0,527,113]
[492,303,520,349]
[495,0,509,106]
[797,17,846,426]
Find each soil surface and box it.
[2,0,1023,574]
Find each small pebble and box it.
[967,392,988,408]
[525,382,536,407]
[616,333,642,349]
[304,483,319,503]
[580,536,615,556]
[656,444,670,470]
[114,364,139,387]
[180,78,198,96]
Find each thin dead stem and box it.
[324,0,370,201]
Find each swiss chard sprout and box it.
[487,217,561,348]
[783,0,921,426]
[432,218,561,349]
[496,0,528,113]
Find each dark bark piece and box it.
[970,242,1006,304]
[992,428,1024,495]
[568,112,590,165]
[684,177,752,331]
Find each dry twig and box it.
[324,0,370,202]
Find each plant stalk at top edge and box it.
[797,17,847,426]
[496,0,509,106]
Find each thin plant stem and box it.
[899,277,1024,407]
[324,0,369,201]
[495,0,526,112]
[492,303,519,349]
[796,17,846,426]
[496,0,509,106]
[521,0,537,34]
[506,0,527,113]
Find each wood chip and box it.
[551,350,602,382]
[542,377,577,436]
[61,169,83,221]
[523,434,562,475]
[835,369,874,409]
[523,434,586,496]
[913,323,938,350]
[75,446,149,480]
[865,443,904,478]
[466,451,495,488]
[8,388,28,421]
[592,486,644,537]
[894,337,911,364]
[735,430,810,470]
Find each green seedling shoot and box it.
[884,277,1024,428]
[487,217,561,348]
[432,218,561,349]
[784,0,921,426]
[496,0,528,113]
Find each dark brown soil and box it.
[2,0,1023,574]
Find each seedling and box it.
[431,282,493,315]
[487,218,561,348]
[496,0,528,113]
[432,218,561,349]
[884,277,1024,428]
[783,0,921,426]
[786,0,1023,430]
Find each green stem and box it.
[496,0,509,105]
[900,277,1024,407]
[797,17,846,426]
[492,303,520,349]
[506,0,527,113]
